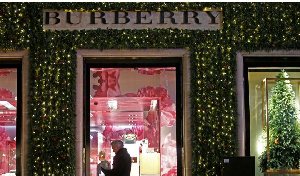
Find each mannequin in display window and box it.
[101,140,131,176]
[97,151,111,176]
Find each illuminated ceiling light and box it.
[107,100,118,110]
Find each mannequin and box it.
[97,151,111,176]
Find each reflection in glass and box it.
[0,68,17,175]
[89,67,177,176]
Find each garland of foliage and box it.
[0,2,299,176]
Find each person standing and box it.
[101,140,131,176]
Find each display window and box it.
[84,58,182,176]
[0,66,21,176]
[244,57,300,176]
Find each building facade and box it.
[0,2,299,176]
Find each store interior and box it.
[89,67,177,176]
[0,69,17,175]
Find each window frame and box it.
[83,57,183,176]
[0,60,22,175]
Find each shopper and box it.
[101,140,131,176]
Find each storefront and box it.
[78,49,190,176]
[0,2,299,176]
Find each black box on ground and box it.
[222,156,255,176]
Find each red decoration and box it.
[0,88,14,99]
[137,68,175,75]
[137,86,176,127]
[92,68,121,97]
[137,68,163,75]
[0,71,11,77]
[0,126,13,174]
[162,166,177,176]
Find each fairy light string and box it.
[0,2,298,175]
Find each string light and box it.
[1,2,298,175]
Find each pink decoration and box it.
[161,133,177,169]
[98,86,177,148]
[144,123,158,148]
[162,166,177,176]
[136,86,176,147]
[137,68,164,75]
[93,69,121,97]
[123,93,138,97]
[160,103,176,127]
[0,70,11,77]
[136,67,176,75]
[137,86,176,127]
[0,89,14,99]
[90,68,178,174]
[0,126,11,174]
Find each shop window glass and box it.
[89,67,177,176]
[248,68,300,176]
[0,68,17,175]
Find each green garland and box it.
[0,2,299,176]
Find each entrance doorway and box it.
[84,57,182,176]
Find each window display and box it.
[89,67,177,176]
[248,68,300,176]
[259,70,300,174]
[0,69,17,175]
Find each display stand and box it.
[140,153,160,175]
[264,169,300,176]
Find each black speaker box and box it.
[222,156,255,176]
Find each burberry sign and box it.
[43,10,222,31]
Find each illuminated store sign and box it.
[43,10,222,30]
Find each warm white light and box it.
[107,100,118,110]
[257,132,267,155]
[150,100,157,110]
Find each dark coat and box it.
[101,148,131,176]
[97,160,111,175]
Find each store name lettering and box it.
[43,10,222,30]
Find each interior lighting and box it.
[107,100,118,110]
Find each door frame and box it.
[236,50,300,156]
[0,50,28,176]
[76,49,191,176]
